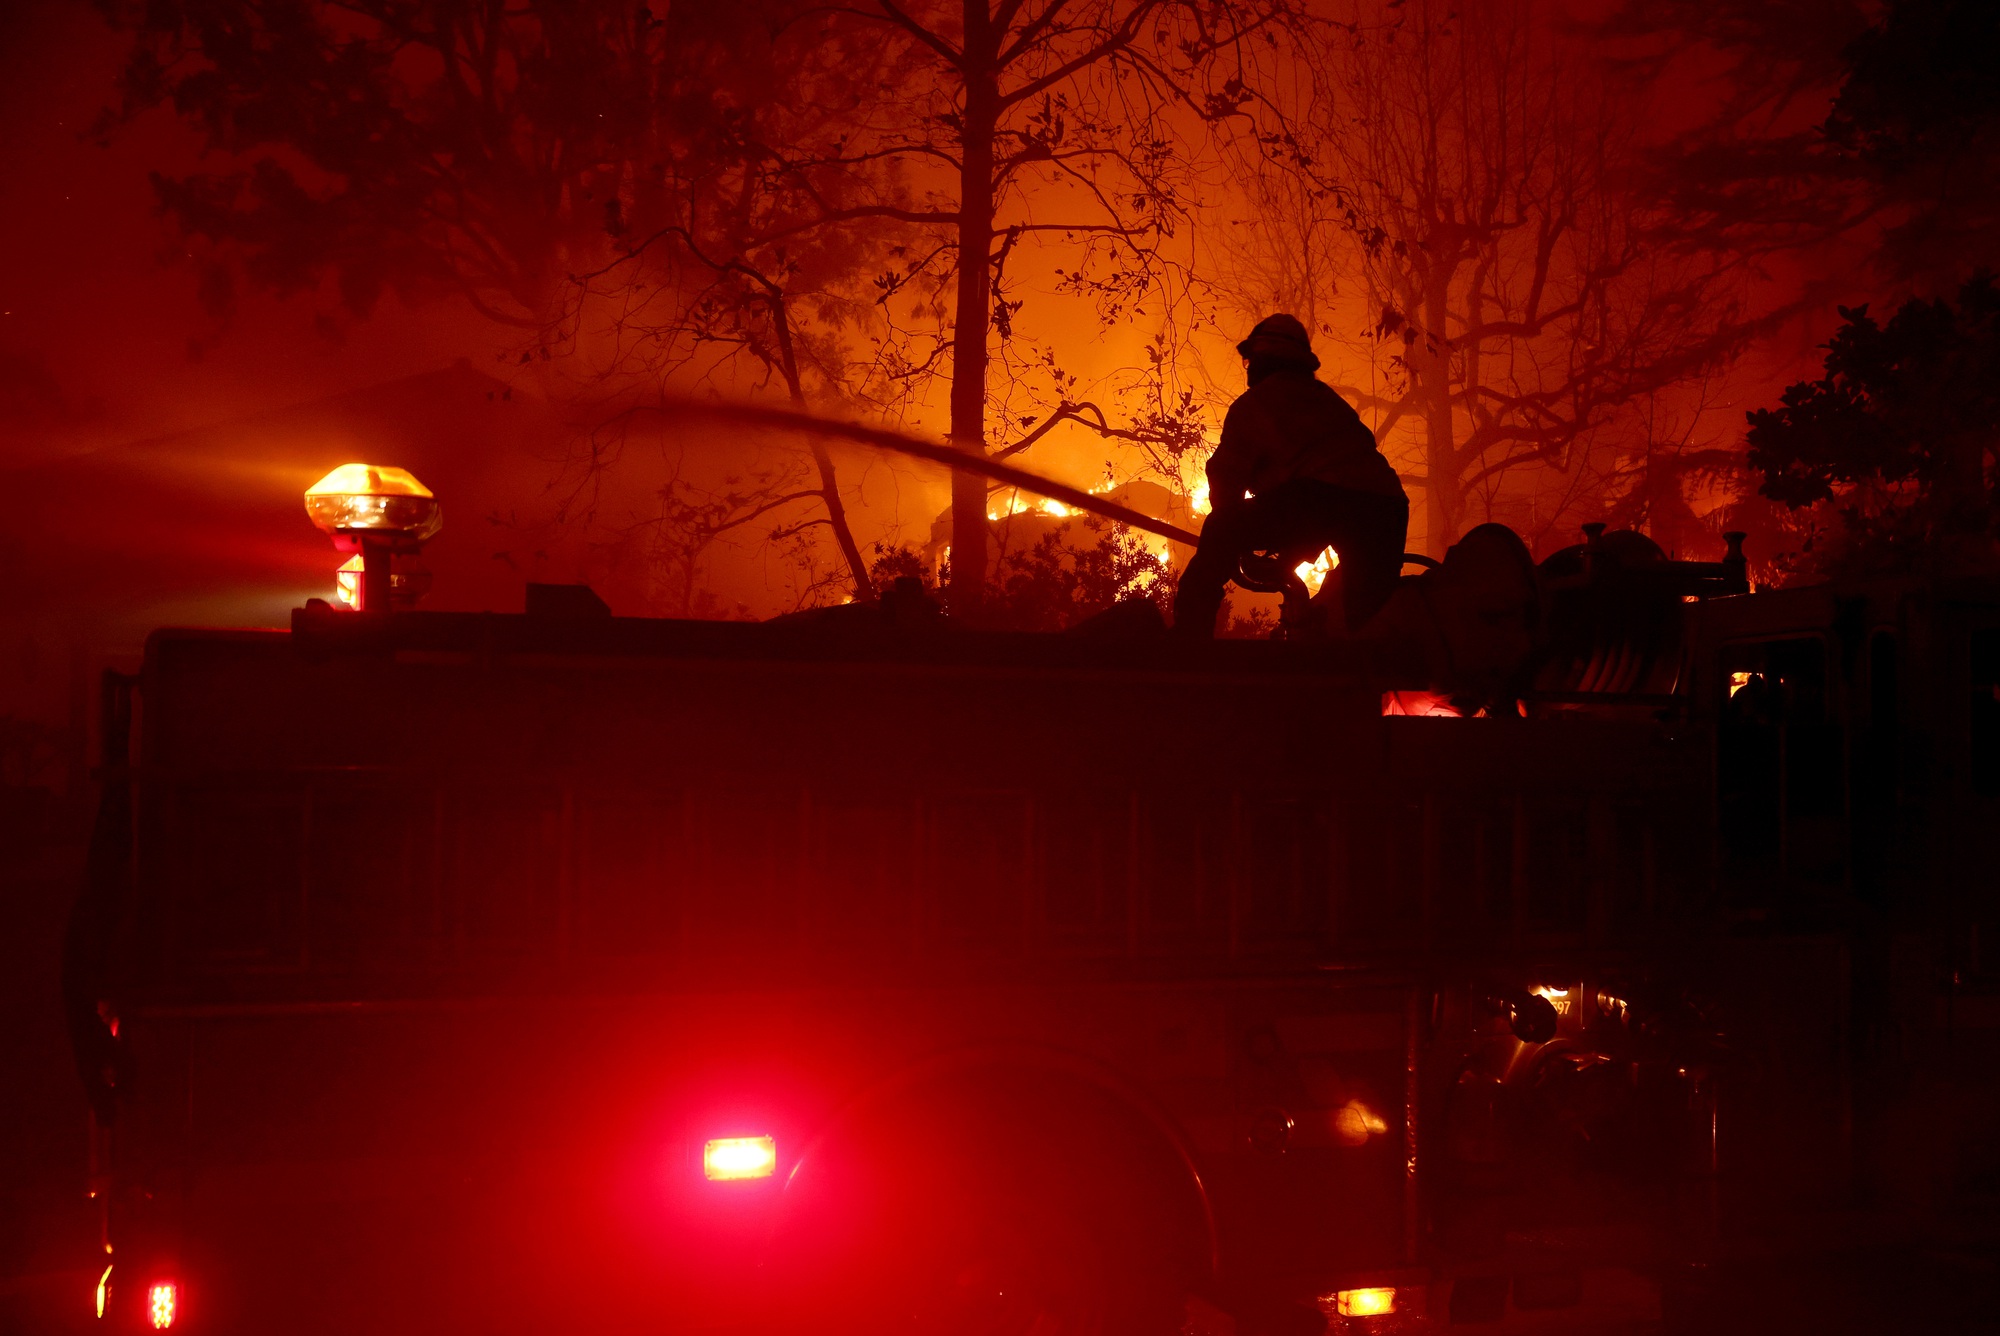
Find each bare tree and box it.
[569,225,890,602]
[1236,0,1755,554]
[1583,0,1878,273]
[718,0,1310,614]
[553,438,842,619]
[108,0,904,605]
[105,0,1308,610]
[102,0,705,332]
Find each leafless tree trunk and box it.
[767,288,876,600]
[948,1,1003,614]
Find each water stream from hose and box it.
[632,398,1204,548]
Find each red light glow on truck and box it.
[703,1136,777,1181]
[148,1280,178,1329]
[1331,1286,1397,1317]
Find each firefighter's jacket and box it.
[1205,370,1403,507]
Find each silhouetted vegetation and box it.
[1824,0,2000,283]
[1746,275,1999,578]
[869,519,1175,631]
[1242,0,1758,554]
[96,0,1316,618]
[90,0,2000,606]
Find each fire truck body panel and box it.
[1685,578,2000,1223]
[117,986,1412,1333]
[133,618,1710,993]
[92,612,1721,1333]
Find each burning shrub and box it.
[870,522,1176,631]
[868,543,934,595]
[983,519,1176,632]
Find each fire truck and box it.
[64,495,2000,1335]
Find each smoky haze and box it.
[0,0,1972,714]
[0,0,1896,705]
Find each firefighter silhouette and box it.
[1174,314,1409,637]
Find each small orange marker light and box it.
[148,1280,178,1329]
[703,1135,777,1181]
[1334,1287,1397,1317]
[335,554,365,608]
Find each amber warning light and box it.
[303,463,441,612]
[703,1136,778,1181]
[304,463,441,539]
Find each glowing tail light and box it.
[1332,1287,1397,1317]
[703,1135,777,1181]
[148,1280,178,1329]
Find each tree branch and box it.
[999,2,1162,108]
[997,0,1081,67]
[833,0,964,68]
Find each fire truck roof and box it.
[260,600,1404,683]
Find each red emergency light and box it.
[1335,1286,1397,1316]
[702,1136,777,1181]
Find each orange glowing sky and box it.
[0,0,1869,726]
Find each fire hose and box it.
[650,397,1446,622]
[670,402,1726,692]
[637,398,1205,549]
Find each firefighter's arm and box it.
[1205,400,1262,512]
